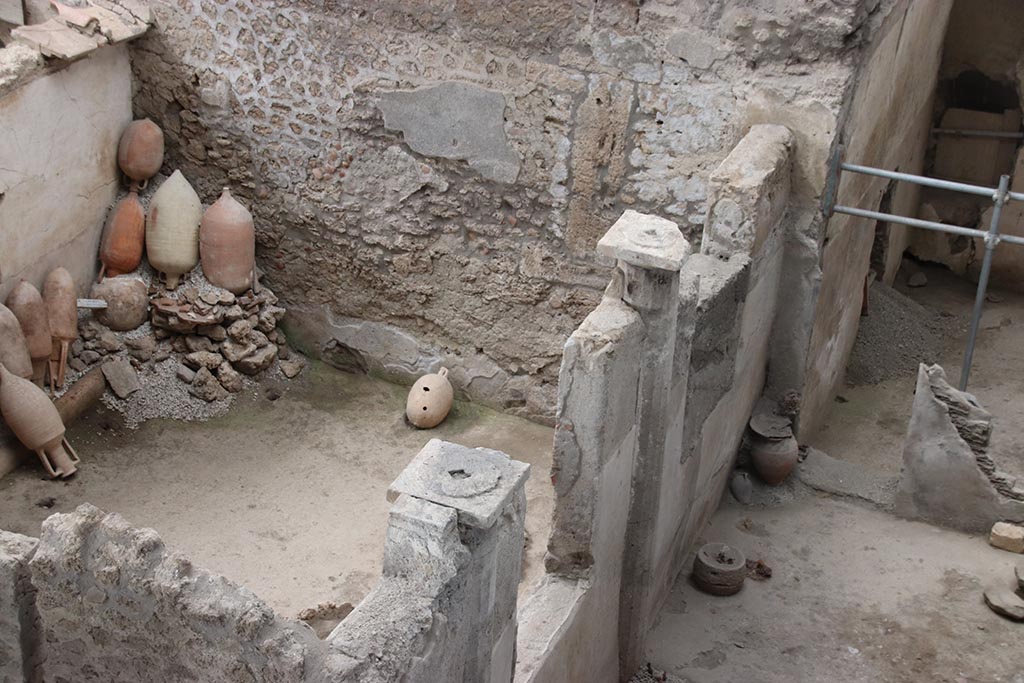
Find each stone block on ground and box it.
[101,358,141,399]
[797,448,898,509]
[189,367,228,402]
[235,344,277,375]
[990,522,1024,554]
[279,357,305,379]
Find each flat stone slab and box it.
[990,522,1024,553]
[101,358,141,399]
[597,210,690,271]
[984,584,1024,621]
[797,448,898,509]
[388,439,529,529]
[1017,563,1024,591]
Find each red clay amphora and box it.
[0,303,33,381]
[147,170,202,289]
[200,188,256,294]
[406,367,454,429]
[117,119,164,183]
[99,189,145,279]
[0,363,80,478]
[43,267,78,391]
[5,281,51,384]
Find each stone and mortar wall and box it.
[796,0,955,438]
[518,124,793,682]
[0,440,529,683]
[127,0,888,421]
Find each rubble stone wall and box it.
[518,123,793,680]
[127,0,889,421]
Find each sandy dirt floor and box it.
[643,493,1024,683]
[0,361,554,623]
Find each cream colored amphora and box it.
[406,367,454,429]
[0,363,80,478]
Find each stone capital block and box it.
[597,210,690,273]
[388,439,530,529]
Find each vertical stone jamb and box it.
[596,210,690,680]
[387,439,530,683]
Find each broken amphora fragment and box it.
[406,367,454,429]
[0,363,80,478]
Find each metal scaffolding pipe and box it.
[960,174,1011,390]
[932,128,1024,140]
[831,204,1024,247]
[840,163,1000,198]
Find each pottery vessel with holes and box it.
[692,542,746,596]
[406,367,454,429]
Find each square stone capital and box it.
[388,439,530,529]
[597,210,690,272]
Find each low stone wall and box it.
[517,125,793,682]
[0,440,529,683]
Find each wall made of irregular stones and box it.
[129,0,880,420]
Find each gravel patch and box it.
[845,281,954,386]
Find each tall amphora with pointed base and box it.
[5,281,51,384]
[0,363,80,478]
[200,188,256,294]
[0,303,33,381]
[147,170,202,288]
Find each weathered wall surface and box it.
[0,440,530,683]
[0,531,39,683]
[518,126,793,678]
[128,0,879,421]
[0,44,132,302]
[797,0,954,438]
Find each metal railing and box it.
[823,157,1022,391]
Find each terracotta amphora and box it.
[0,303,33,381]
[99,189,145,279]
[200,188,256,294]
[5,281,51,384]
[0,363,80,478]
[406,367,454,429]
[147,170,202,289]
[117,119,165,183]
[43,267,78,391]
[91,277,148,331]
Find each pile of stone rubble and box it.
[65,264,304,427]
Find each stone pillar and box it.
[596,210,690,680]
[387,439,529,683]
[0,530,40,683]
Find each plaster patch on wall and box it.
[380,82,521,184]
